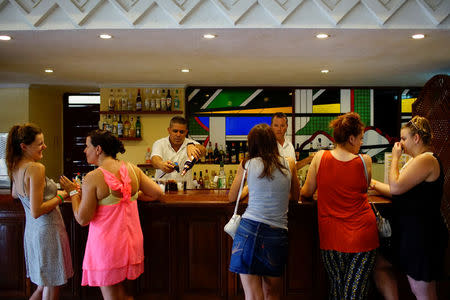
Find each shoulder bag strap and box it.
[233,160,249,215]
[358,154,369,188]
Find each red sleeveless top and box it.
[317,151,379,252]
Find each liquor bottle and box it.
[219,145,225,164]
[309,142,314,155]
[127,92,134,111]
[112,114,118,137]
[295,143,300,161]
[227,170,234,188]
[192,172,198,189]
[173,89,180,110]
[210,170,217,189]
[231,143,237,164]
[214,143,220,164]
[136,89,142,111]
[238,142,244,163]
[98,115,103,130]
[316,138,322,150]
[123,115,130,137]
[129,116,136,137]
[204,169,210,189]
[145,147,151,163]
[144,88,150,111]
[198,171,204,189]
[108,89,115,111]
[181,156,198,176]
[150,89,156,111]
[135,116,141,138]
[218,161,226,189]
[116,89,122,111]
[155,89,161,111]
[225,144,230,164]
[121,89,127,111]
[207,141,213,164]
[117,115,123,138]
[166,89,172,111]
[161,89,167,111]
[105,115,112,132]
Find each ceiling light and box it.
[316,33,329,39]
[181,69,190,73]
[412,34,425,39]
[0,35,12,41]
[203,34,216,39]
[321,69,329,73]
[45,69,54,73]
[99,34,112,39]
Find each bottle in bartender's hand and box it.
[181,156,198,176]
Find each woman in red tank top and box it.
[301,112,378,300]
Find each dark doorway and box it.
[63,93,100,179]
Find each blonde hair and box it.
[402,116,433,146]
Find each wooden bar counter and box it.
[0,189,434,300]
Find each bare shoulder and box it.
[84,168,103,183]
[27,162,45,176]
[362,153,372,165]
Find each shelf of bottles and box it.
[102,87,183,113]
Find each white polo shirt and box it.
[277,140,296,160]
[151,136,199,186]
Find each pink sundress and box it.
[81,162,144,286]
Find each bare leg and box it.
[262,276,282,300]
[30,285,43,300]
[42,286,60,300]
[240,274,264,300]
[100,282,127,300]
[407,276,437,300]
[373,254,399,300]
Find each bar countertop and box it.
[1,188,391,209]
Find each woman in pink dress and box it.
[60,130,163,300]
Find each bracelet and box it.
[57,194,64,204]
[187,142,194,146]
[69,189,79,197]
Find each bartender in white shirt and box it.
[271,112,296,159]
[151,116,206,187]
[271,112,314,169]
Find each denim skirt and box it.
[229,218,288,277]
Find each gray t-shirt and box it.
[242,157,291,229]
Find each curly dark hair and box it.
[243,123,288,179]
[88,130,125,159]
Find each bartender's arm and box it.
[151,155,176,173]
[186,141,206,160]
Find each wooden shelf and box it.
[100,110,183,115]
[119,137,142,141]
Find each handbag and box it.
[224,162,248,239]
[359,154,392,238]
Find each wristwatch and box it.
[187,142,195,146]
[69,190,79,197]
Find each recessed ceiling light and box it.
[181,69,190,73]
[203,34,216,39]
[45,69,54,73]
[321,69,329,73]
[99,34,112,39]
[0,35,12,41]
[412,34,425,39]
[316,33,329,39]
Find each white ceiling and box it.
[1,28,449,88]
[0,0,449,88]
